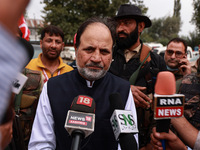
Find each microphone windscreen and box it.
[109,93,124,112]
[70,95,95,113]
[155,71,176,95]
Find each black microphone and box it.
[65,95,96,150]
[109,93,138,150]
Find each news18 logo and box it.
[77,95,93,107]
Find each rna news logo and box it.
[154,94,185,119]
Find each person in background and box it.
[176,58,200,145]
[69,33,77,69]
[28,17,138,150]
[109,4,166,149]
[191,44,200,73]
[151,117,200,150]
[164,38,191,81]
[26,25,73,83]
[0,0,31,149]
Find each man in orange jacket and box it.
[26,25,73,82]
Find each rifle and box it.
[12,114,26,150]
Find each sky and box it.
[26,0,195,36]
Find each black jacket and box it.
[109,44,167,93]
[109,43,167,148]
[47,70,130,150]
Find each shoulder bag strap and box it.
[129,51,151,85]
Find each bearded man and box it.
[28,17,138,150]
[109,4,167,149]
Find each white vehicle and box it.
[144,42,163,49]
[32,44,42,58]
[187,46,199,62]
[60,47,76,60]
[152,46,167,55]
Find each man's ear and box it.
[138,22,145,33]
[61,42,64,51]
[40,40,42,49]
[75,46,78,56]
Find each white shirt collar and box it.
[86,80,95,88]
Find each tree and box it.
[141,0,181,45]
[41,0,148,44]
[173,0,181,18]
[191,0,200,35]
[182,31,200,49]
[141,16,181,45]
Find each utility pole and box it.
[34,13,37,41]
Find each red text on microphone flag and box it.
[155,107,184,118]
[69,120,87,126]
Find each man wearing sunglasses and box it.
[164,37,191,81]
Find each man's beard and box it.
[116,25,139,50]
[43,47,60,60]
[76,62,109,81]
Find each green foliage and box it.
[181,0,200,49]
[41,0,148,44]
[41,0,187,46]
[173,0,181,18]
[141,16,181,45]
[141,0,181,45]
[191,0,200,35]
[181,31,200,49]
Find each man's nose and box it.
[171,52,176,58]
[51,41,56,48]
[117,23,125,32]
[91,50,101,62]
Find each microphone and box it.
[109,93,138,150]
[154,71,185,149]
[64,95,96,150]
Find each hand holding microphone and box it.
[109,93,138,150]
[65,95,95,150]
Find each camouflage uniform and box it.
[12,68,43,150]
[191,58,200,73]
[179,73,200,130]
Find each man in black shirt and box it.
[109,4,166,149]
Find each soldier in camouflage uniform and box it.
[11,68,44,150]
[179,72,200,130]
